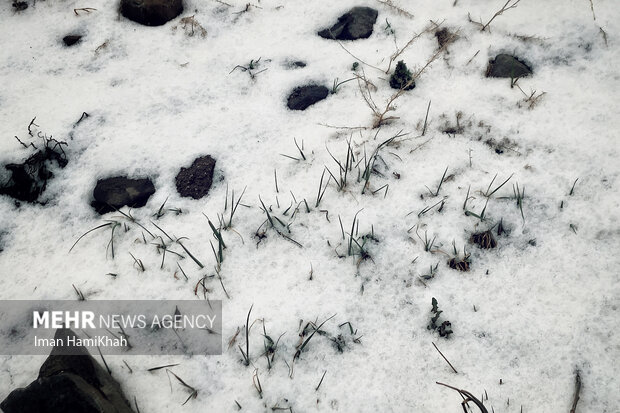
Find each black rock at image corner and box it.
[1,329,133,413]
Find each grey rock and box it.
[318,7,378,40]
[91,176,155,214]
[287,85,329,110]
[486,54,532,78]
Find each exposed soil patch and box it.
[175,155,216,200]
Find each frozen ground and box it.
[0,0,619,411]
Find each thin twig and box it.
[480,0,522,32]
[315,370,327,391]
[570,370,582,413]
[422,100,431,136]
[432,342,458,373]
[376,0,414,18]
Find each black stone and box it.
[120,0,183,26]
[1,329,133,413]
[91,176,155,214]
[175,155,216,199]
[63,35,82,47]
[0,147,68,203]
[486,54,532,78]
[287,85,329,111]
[318,7,378,40]
[12,1,28,11]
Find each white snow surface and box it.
[0,0,619,412]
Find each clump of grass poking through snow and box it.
[293,314,337,361]
[166,369,198,405]
[448,241,471,272]
[325,138,355,191]
[256,196,303,248]
[360,131,406,195]
[220,185,247,230]
[229,57,267,80]
[425,166,449,197]
[331,77,356,94]
[448,256,470,272]
[204,214,226,270]
[470,229,497,249]
[341,210,378,265]
[239,305,253,366]
[420,262,439,280]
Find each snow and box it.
[0,0,619,411]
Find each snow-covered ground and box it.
[0,0,619,411]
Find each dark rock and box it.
[1,329,133,413]
[318,7,378,40]
[91,176,155,214]
[12,1,28,11]
[0,146,68,203]
[175,155,216,199]
[120,0,183,26]
[287,85,329,111]
[389,61,415,90]
[63,35,82,47]
[486,54,532,78]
